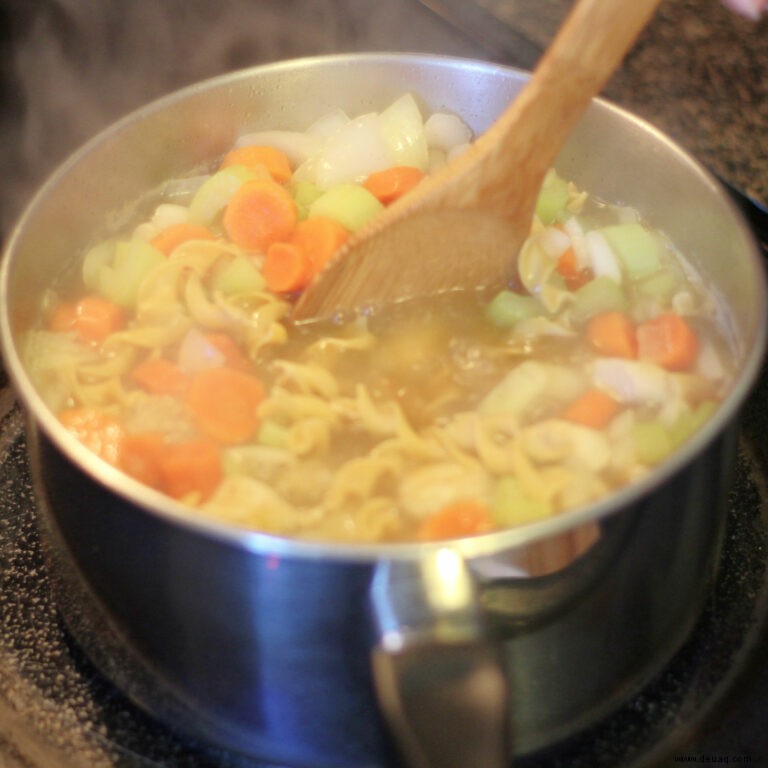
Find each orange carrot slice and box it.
[263,241,313,293]
[363,166,425,204]
[562,388,621,429]
[637,312,699,371]
[59,407,124,465]
[417,500,494,541]
[223,178,298,252]
[220,145,293,184]
[51,295,126,344]
[585,311,638,359]
[157,438,223,501]
[292,215,349,274]
[186,366,265,445]
[130,357,190,398]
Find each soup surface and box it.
[24,94,735,542]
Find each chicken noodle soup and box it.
[24,94,735,543]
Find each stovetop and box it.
[1,0,767,765]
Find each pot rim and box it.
[2,52,766,563]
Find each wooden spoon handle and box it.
[483,0,663,185]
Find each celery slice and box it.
[492,476,552,526]
[188,165,257,225]
[291,180,323,220]
[97,239,165,307]
[600,223,660,279]
[309,183,384,232]
[486,290,542,328]
[634,267,682,300]
[669,400,718,447]
[632,420,674,465]
[570,275,629,324]
[536,170,571,225]
[212,254,265,295]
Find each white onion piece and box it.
[585,230,622,283]
[563,217,590,270]
[305,108,350,139]
[447,142,470,162]
[152,203,189,231]
[378,92,429,170]
[424,112,473,152]
[177,327,225,374]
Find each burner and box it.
[1,386,767,767]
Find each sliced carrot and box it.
[186,366,265,445]
[363,166,425,204]
[150,222,215,256]
[130,357,190,398]
[637,312,699,371]
[417,500,495,541]
[59,406,124,465]
[156,438,223,501]
[51,295,126,344]
[119,431,167,489]
[204,333,251,372]
[556,247,593,290]
[562,387,621,429]
[585,311,638,359]
[223,178,298,252]
[292,216,349,274]
[119,432,222,501]
[220,145,293,184]
[263,241,313,293]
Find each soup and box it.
[22,94,735,543]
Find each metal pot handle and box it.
[370,549,511,768]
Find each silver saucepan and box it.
[1,54,765,768]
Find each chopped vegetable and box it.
[223,178,298,251]
[87,239,165,307]
[50,295,126,344]
[308,183,384,232]
[130,357,190,397]
[600,223,661,279]
[632,420,674,465]
[556,246,593,290]
[562,387,621,429]
[637,312,699,371]
[485,290,542,328]
[220,144,293,184]
[416,500,494,540]
[263,241,313,293]
[536,170,571,224]
[204,333,251,372]
[570,275,629,325]
[150,222,215,256]
[188,165,264,226]
[585,311,638,359]
[363,166,425,204]
[59,406,124,464]
[291,215,349,274]
[211,254,265,295]
[186,366,265,445]
[492,476,552,526]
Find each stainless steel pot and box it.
[1,54,765,768]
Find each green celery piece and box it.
[291,180,324,220]
[632,420,674,465]
[634,267,681,301]
[97,239,165,307]
[536,170,571,225]
[309,183,384,232]
[188,165,257,225]
[486,290,542,328]
[669,400,718,447]
[212,254,265,295]
[601,222,661,279]
[492,476,552,526]
[570,275,629,324]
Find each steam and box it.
[0,0,480,240]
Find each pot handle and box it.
[370,548,511,768]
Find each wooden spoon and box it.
[293,0,662,322]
